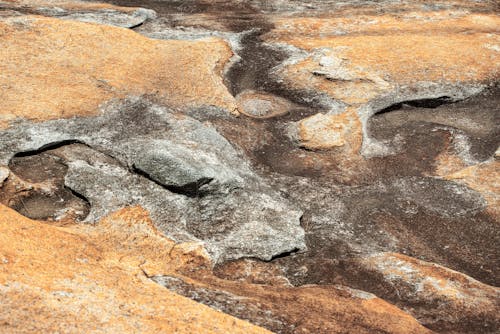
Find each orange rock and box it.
[0,201,433,334]
[433,150,469,177]
[182,271,432,334]
[0,15,237,127]
[0,205,269,333]
[0,0,140,13]
[265,11,499,154]
[267,12,500,89]
[295,108,362,153]
[79,207,212,276]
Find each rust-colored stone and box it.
[0,15,237,127]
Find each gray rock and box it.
[0,97,305,263]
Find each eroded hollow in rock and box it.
[5,145,90,222]
[368,89,500,164]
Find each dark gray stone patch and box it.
[0,97,305,263]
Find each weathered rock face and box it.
[264,10,500,157]
[0,205,269,334]
[1,0,499,333]
[446,160,500,217]
[293,108,362,152]
[0,14,236,127]
[0,98,305,263]
[152,273,433,334]
[0,0,156,27]
[356,253,500,333]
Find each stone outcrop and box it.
[0,205,270,333]
[0,0,498,333]
[0,204,434,334]
[0,98,305,263]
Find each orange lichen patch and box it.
[0,205,269,333]
[269,12,500,41]
[0,15,237,127]
[446,160,500,217]
[266,12,500,106]
[74,207,211,276]
[433,145,469,176]
[278,46,394,105]
[286,34,499,84]
[296,108,363,153]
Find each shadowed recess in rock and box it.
[4,144,90,222]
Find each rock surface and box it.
[0,14,236,126]
[0,98,305,263]
[0,0,156,27]
[357,252,500,332]
[236,90,293,119]
[263,7,500,157]
[0,205,269,333]
[0,0,499,333]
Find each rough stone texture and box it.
[1,0,499,333]
[0,98,305,263]
[0,0,156,27]
[294,108,362,152]
[446,160,500,217]
[153,272,433,334]
[265,10,500,156]
[0,203,434,334]
[357,253,500,333]
[0,205,270,334]
[0,15,237,127]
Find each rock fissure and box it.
[131,164,214,197]
[374,96,455,115]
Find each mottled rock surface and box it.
[0,0,499,333]
[0,0,156,27]
[0,98,305,263]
